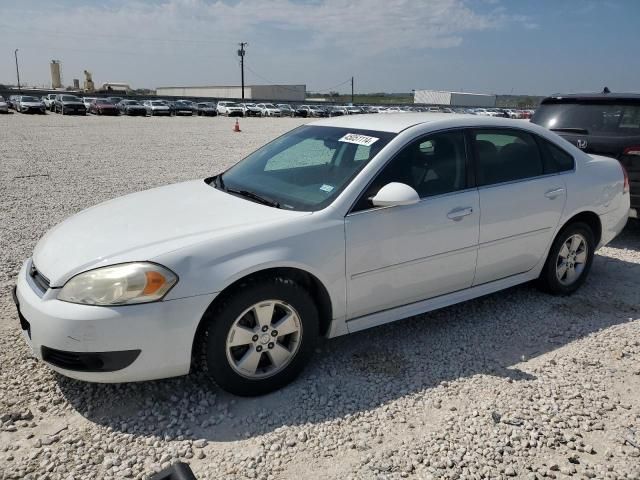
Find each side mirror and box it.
[371,182,420,207]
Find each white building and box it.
[414,90,496,107]
[155,84,306,102]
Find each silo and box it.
[50,60,62,89]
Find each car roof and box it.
[309,112,544,133]
[542,92,640,103]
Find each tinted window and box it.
[532,102,640,135]
[540,139,574,173]
[472,129,543,186]
[353,130,467,211]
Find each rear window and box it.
[532,102,640,135]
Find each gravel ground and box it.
[1,113,639,480]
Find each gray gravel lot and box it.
[1,113,639,480]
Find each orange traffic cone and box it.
[233,119,241,132]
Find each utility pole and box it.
[238,42,247,100]
[14,49,21,93]
[351,76,354,105]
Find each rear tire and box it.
[537,222,595,295]
[196,276,319,396]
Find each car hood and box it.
[21,101,43,106]
[33,180,306,286]
[62,101,84,106]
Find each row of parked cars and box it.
[1,93,534,119]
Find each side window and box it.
[540,138,575,172]
[353,130,467,211]
[472,129,544,186]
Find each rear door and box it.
[470,128,568,285]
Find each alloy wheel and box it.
[225,300,302,379]
[556,234,588,286]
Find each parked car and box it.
[295,105,328,118]
[53,95,87,115]
[327,106,346,117]
[239,103,261,117]
[383,106,408,113]
[13,115,629,396]
[89,98,119,116]
[170,100,195,116]
[42,94,57,111]
[82,97,97,110]
[503,109,522,119]
[276,104,295,117]
[16,95,46,114]
[256,103,281,117]
[7,95,20,110]
[531,91,639,220]
[346,106,363,115]
[117,99,147,116]
[216,101,244,117]
[0,95,8,113]
[142,100,172,116]
[195,102,218,117]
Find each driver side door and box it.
[345,129,480,319]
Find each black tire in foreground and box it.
[537,222,595,295]
[196,276,319,396]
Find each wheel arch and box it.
[190,266,333,369]
[558,210,602,247]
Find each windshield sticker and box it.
[320,184,334,193]
[339,133,379,146]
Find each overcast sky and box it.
[1,0,638,95]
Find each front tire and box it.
[537,222,595,295]
[197,276,319,396]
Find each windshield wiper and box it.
[550,127,589,134]
[226,188,281,208]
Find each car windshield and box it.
[96,99,111,104]
[62,95,80,101]
[21,96,40,102]
[532,102,640,135]
[152,101,166,105]
[215,125,395,211]
[126,100,140,105]
[264,104,276,108]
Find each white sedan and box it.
[256,103,281,117]
[13,114,630,396]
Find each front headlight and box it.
[58,262,178,306]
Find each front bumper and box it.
[14,260,216,383]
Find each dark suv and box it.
[531,91,639,220]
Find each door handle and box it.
[544,188,565,199]
[447,207,474,221]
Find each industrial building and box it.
[155,84,306,102]
[414,89,496,107]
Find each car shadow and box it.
[57,222,640,443]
